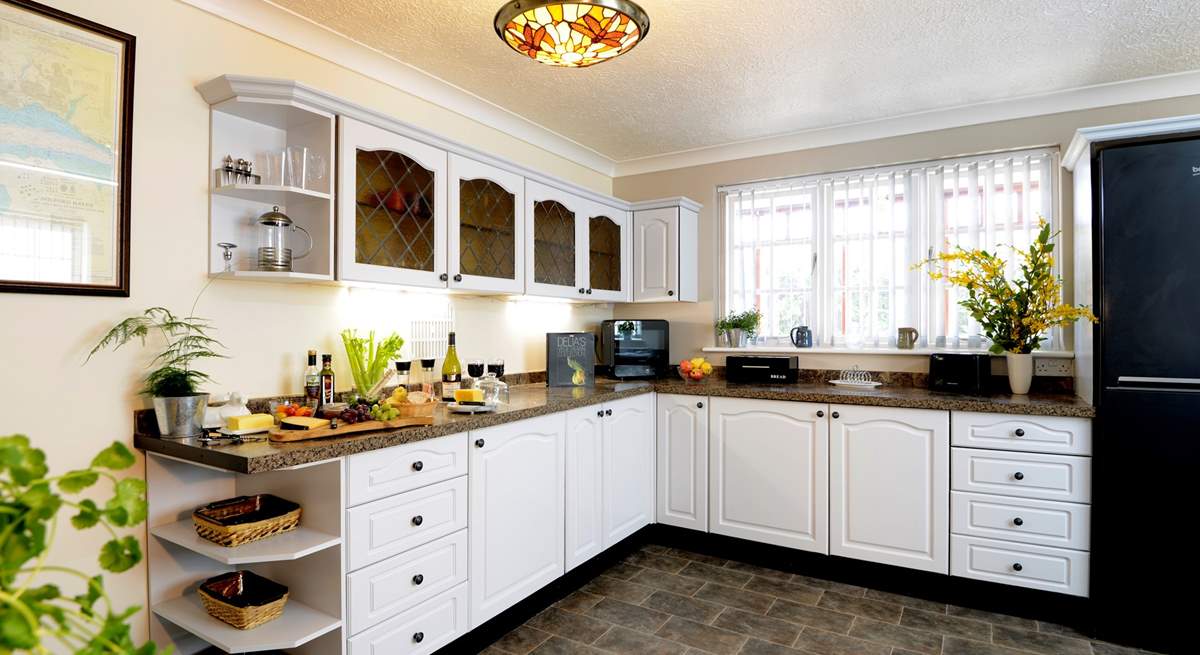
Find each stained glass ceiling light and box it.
[494,0,650,68]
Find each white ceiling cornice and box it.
[182,0,1200,182]
[612,70,1200,177]
[181,0,618,177]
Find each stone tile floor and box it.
[481,544,1159,655]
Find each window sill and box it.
[701,346,1076,359]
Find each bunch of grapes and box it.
[338,402,373,424]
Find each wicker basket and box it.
[198,570,288,630]
[394,400,438,418]
[192,494,301,547]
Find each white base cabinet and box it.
[601,394,656,547]
[656,394,709,531]
[709,397,829,553]
[347,582,469,655]
[565,405,605,571]
[468,413,566,627]
[830,404,949,573]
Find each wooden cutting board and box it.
[268,416,434,442]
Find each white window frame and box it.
[718,146,1062,351]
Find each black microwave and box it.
[598,320,670,379]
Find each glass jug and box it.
[256,205,312,272]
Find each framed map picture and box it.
[0,0,134,296]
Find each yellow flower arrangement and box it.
[916,220,1097,354]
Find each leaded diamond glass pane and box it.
[589,215,621,291]
[533,200,576,286]
[459,178,515,280]
[354,149,436,272]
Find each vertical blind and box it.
[721,147,1059,349]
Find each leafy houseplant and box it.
[917,220,1096,393]
[715,309,763,347]
[0,435,164,654]
[89,307,225,436]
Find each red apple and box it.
[679,359,693,373]
[689,368,704,380]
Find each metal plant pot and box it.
[724,329,748,348]
[153,393,210,438]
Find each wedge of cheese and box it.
[454,388,485,404]
[280,416,331,431]
[226,413,274,432]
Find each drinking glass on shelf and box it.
[305,152,328,192]
[467,359,485,379]
[487,358,505,378]
[284,145,308,188]
[257,151,285,186]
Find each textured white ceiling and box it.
[270,0,1200,162]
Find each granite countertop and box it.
[135,382,656,474]
[654,378,1096,418]
[135,379,1092,474]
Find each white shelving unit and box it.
[202,84,336,284]
[146,454,346,654]
[152,594,340,653]
[151,519,340,565]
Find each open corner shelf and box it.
[151,519,341,565]
[153,594,339,653]
[213,270,336,284]
[214,183,331,204]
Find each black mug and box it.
[790,326,813,348]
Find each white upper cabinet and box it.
[830,405,949,573]
[338,117,448,287]
[632,200,698,302]
[709,397,829,553]
[564,405,605,571]
[656,394,709,532]
[601,394,655,548]
[525,180,588,299]
[447,154,525,294]
[582,201,631,302]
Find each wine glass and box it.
[487,358,505,378]
[467,359,485,379]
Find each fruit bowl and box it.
[677,357,714,383]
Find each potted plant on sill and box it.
[917,220,1096,394]
[715,308,763,348]
[88,307,225,436]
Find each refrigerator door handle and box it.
[1117,376,1200,385]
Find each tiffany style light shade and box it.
[494,1,650,68]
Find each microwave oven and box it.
[598,319,670,379]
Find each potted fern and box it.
[88,307,225,437]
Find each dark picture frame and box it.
[0,0,135,297]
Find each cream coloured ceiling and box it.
[269,0,1200,163]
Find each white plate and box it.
[830,379,882,388]
[447,402,497,414]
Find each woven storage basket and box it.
[394,400,438,418]
[192,494,301,547]
[198,571,288,630]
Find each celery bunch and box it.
[341,329,405,400]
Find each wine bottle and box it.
[303,350,320,409]
[319,353,335,406]
[441,332,462,402]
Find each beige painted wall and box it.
[613,95,1200,369]
[0,0,612,647]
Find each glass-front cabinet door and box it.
[525,180,587,299]
[448,154,525,293]
[338,117,448,287]
[584,202,630,302]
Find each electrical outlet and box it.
[1035,358,1073,377]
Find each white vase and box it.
[1006,353,1034,395]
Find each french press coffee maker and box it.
[256,205,312,272]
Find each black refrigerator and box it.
[1091,132,1200,653]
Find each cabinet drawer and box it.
[348,529,468,635]
[348,476,467,571]
[952,412,1091,455]
[347,433,467,507]
[951,492,1090,550]
[951,535,1088,597]
[348,582,468,655]
[951,448,1091,503]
